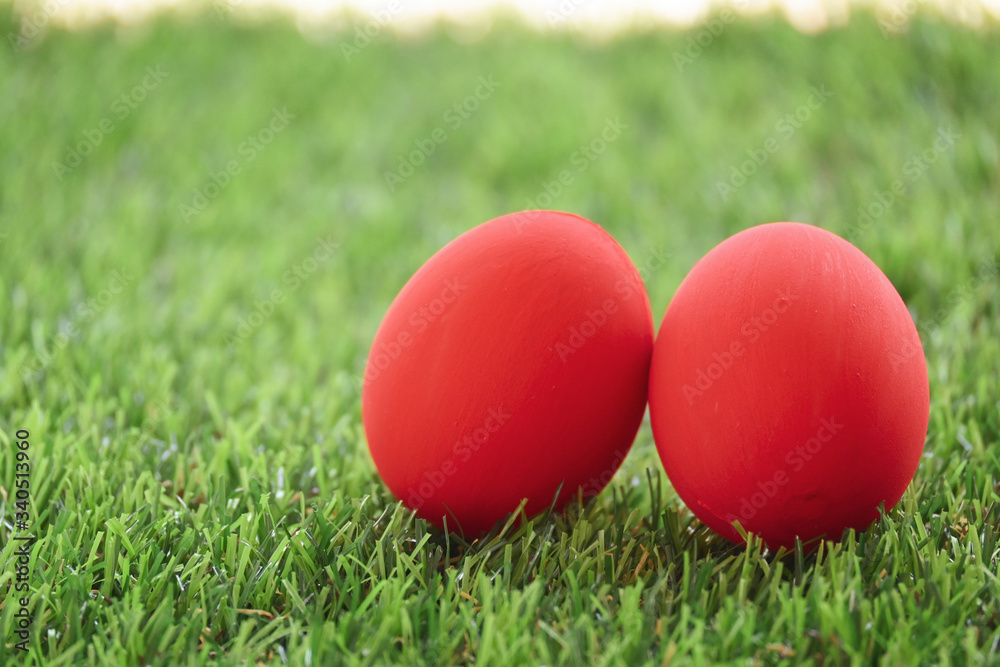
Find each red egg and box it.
[363,210,654,535]
[648,222,929,549]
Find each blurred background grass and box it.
[4,3,997,407]
[3,2,997,457]
[1,2,999,664]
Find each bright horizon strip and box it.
[12,0,1000,35]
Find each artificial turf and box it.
[1,3,999,665]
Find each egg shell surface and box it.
[648,222,929,549]
[363,210,654,534]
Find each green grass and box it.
[2,3,1000,665]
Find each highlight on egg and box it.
[648,222,930,550]
[363,210,654,535]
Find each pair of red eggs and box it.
[362,211,929,549]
